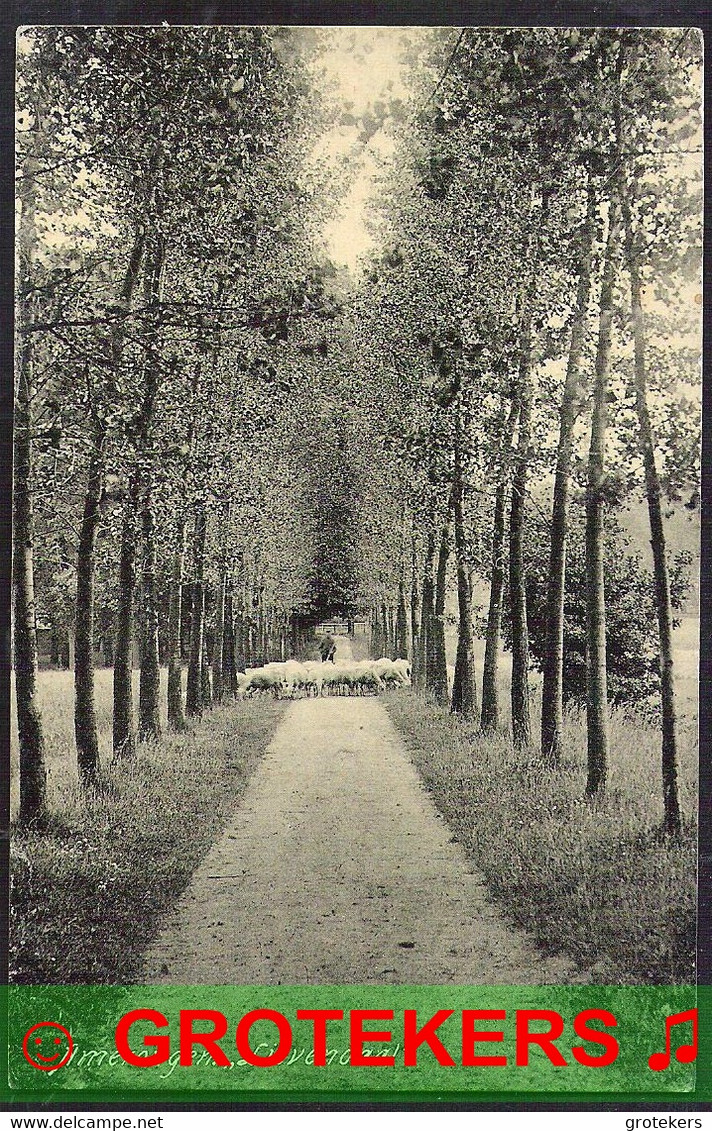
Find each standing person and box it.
[319,633,337,663]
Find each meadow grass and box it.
[10,669,177,820]
[384,689,697,985]
[10,672,286,983]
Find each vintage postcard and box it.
[6,16,706,1111]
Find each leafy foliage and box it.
[508,500,692,707]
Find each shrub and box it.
[501,500,692,706]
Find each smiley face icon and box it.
[22,1022,73,1070]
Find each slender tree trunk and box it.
[430,505,451,705]
[451,412,478,719]
[244,609,253,670]
[234,557,246,675]
[417,528,436,690]
[113,221,165,758]
[481,397,519,732]
[379,601,388,659]
[585,200,620,796]
[541,177,596,762]
[383,602,390,659]
[258,587,268,666]
[509,349,533,750]
[222,570,237,695]
[201,639,213,707]
[13,332,48,825]
[509,192,548,749]
[167,518,186,729]
[14,127,48,824]
[138,491,161,742]
[395,578,408,659]
[213,572,226,703]
[76,224,145,774]
[186,504,207,717]
[113,471,141,759]
[621,189,681,834]
[281,613,288,661]
[410,527,420,669]
[370,602,380,658]
[74,420,107,784]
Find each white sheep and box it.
[319,666,344,695]
[283,660,309,696]
[392,657,412,685]
[300,661,324,697]
[237,666,284,698]
[372,657,411,687]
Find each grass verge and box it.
[10,698,286,984]
[384,691,696,985]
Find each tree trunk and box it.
[186,504,207,717]
[76,223,146,775]
[541,177,596,762]
[222,570,237,694]
[430,505,451,705]
[585,200,620,796]
[621,188,681,835]
[509,348,534,750]
[280,613,288,661]
[113,471,141,759]
[213,572,226,703]
[234,559,246,675]
[395,579,408,659]
[254,591,262,667]
[410,529,420,669]
[385,605,393,658]
[244,613,254,670]
[370,602,381,659]
[13,328,48,826]
[481,397,519,732]
[138,492,161,742]
[451,412,478,719]
[379,601,388,659]
[417,528,436,690]
[14,106,48,824]
[201,638,213,707]
[113,218,165,758]
[167,518,187,729]
[74,421,107,785]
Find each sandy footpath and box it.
[144,685,574,984]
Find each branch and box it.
[420,29,466,113]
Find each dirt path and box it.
[144,693,574,984]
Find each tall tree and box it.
[481,395,518,732]
[450,406,478,719]
[585,199,620,796]
[14,105,48,824]
[541,177,597,762]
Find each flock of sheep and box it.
[235,657,412,699]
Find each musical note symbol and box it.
[648,1008,698,1071]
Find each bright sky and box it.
[310,28,417,273]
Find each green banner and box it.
[4,985,707,1104]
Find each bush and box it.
[502,500,692,706]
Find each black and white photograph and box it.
[10,22,702,994]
